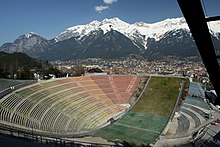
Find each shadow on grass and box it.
[122,141,151,147]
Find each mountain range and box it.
[1,17,220,61]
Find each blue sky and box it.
[0,0,219,46]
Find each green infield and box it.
[94,112,168,146]
[93,76,187,146]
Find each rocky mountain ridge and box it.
[1,17,220,61]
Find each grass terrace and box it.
[94,76,187,146]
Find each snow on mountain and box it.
[208,21,220,38]
[2,17,219,60]
[55,17,131,42]
[133,18,189,40]
[0,32,51,57]
[22,32,38,39]
[55,17,220,49]
[55,17,189,49]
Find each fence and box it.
[0,124,119,147]
[169,81,186,121]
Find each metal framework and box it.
[177,0,220,104]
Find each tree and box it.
[74,65,85,76]
[44,67,64,78]
[87,67,103,73]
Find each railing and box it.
[0,76,147,146]
[0,118,111,139]
[169,81,186,121]
[0,124,119,147]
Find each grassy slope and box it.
[94,76,187,146]
[133,76,183,116]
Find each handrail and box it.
[0,124,118,146]
[169,81,186,121]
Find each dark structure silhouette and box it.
[177,0,220,105]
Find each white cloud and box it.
[103,0,117,4]
[95,5,109,13]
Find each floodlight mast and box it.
[177,0,220,105]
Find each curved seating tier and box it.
[166,92,211,138]
[176,114,190,136]
[91,76,139,104]
[181,108,201,127]
[0,76,140,136]
[184,96,210,110]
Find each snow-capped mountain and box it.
[55,18,131,42]
[0,32,51,58]
[55,17,220,50]
[1,17,220,61]
[57,17,220,41]
[55,18,189,49]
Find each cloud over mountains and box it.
[95,5,109,13]
[95,0,118,13]
[103,0,117,4]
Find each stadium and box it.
[0,75,183,146]
[0,74,219,147]
[1,0,220,146]
[0,76,142,136]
